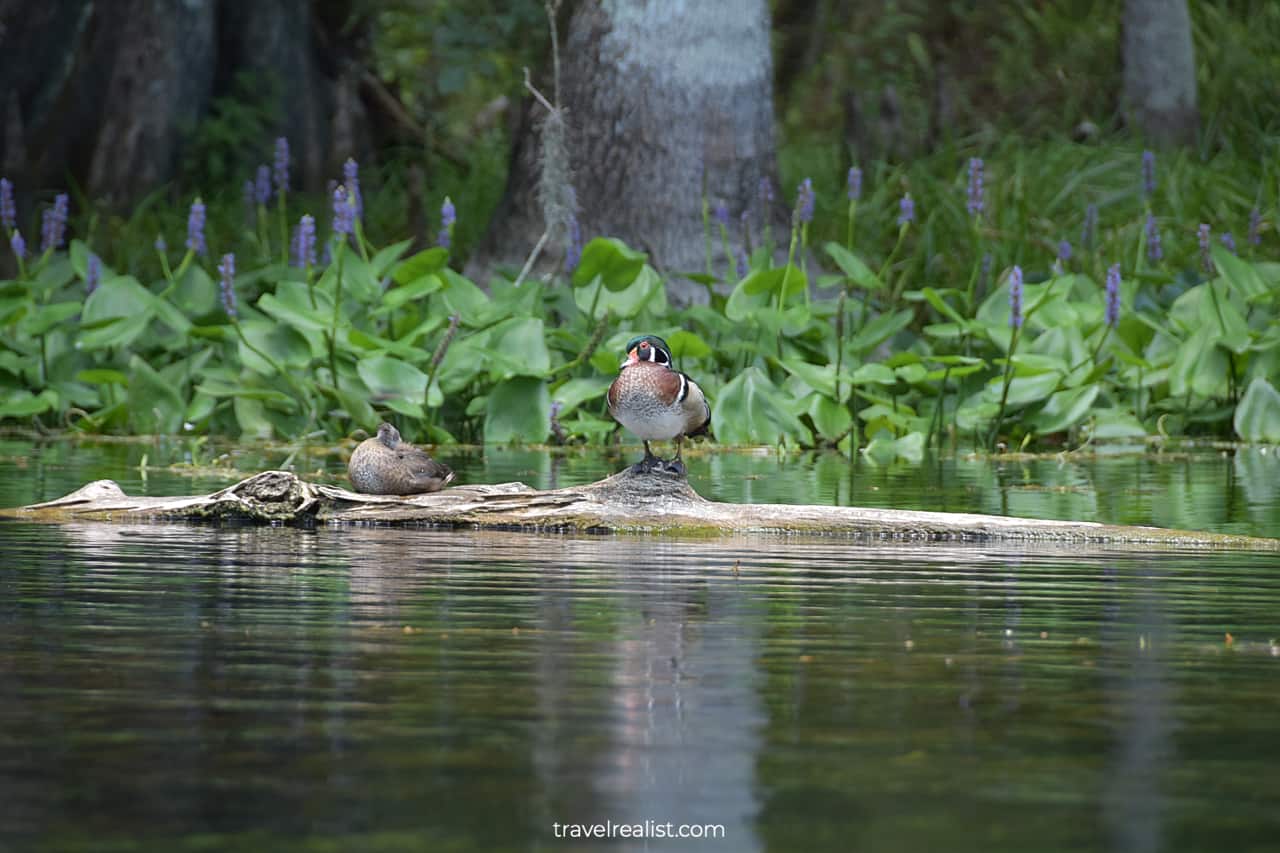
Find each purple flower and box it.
[332,186,354,236]
[1198,223,1212,272]
[898,192,915,226]
[1221,231,1237,255]
[847,166,862,202]
[1008,266,1024,328]
[1058,240,1072,263]
[1081,203,1098,249]
[343,158,363,220]
[966,157,985,218]
[713,199,730,227]
[1249,207,1262,246]
[797,178,814,224]
[40,193,69,252]
[1141,150,1156,199]
[291,214,317,268]
[564,214,582,273]
[1105,263,1121,328]
[273,137,290,194]
[737,246,750,276]
[186,198,207,256]
[437,196,456,248]
[1145,213,1162,263]
[255,164,272,206]
[155,235,167,254]
[759,177,774,206]
[217,253,237,318]
[85,253,101,295]
[9,229,25,261]
[0,178,15,230]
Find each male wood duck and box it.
[348,422,455,495]
[607,334,711,475]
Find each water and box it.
[2,440,1279,851]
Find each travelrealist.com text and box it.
[552,821,726,840]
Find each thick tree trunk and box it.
[7,470,1279,552]
[0,0,373,207]
[1122,0,1198,146]
[473,0,781,302]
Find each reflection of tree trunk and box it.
[472,0,781,302]
[1122,0,1198,146]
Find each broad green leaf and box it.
[357,354,429,408]
[573,265,663,320]
[809,394,852,439]
[847,308,913,353]
[371,239,414,278]
[380,274,442,312]
[257,280,332,332]
[392,247,450,285]
[485,376,550,443]
[238,319,314,375]
[850,363,896,386]
[779,358,838,400]
[1212,245,1270,302]
[551,376,612,417]
[484,317,550,378]
[0,389,58,418]
[572,238,647,291]
[20,302,81,337]
[1169,324,1228,398]
[985,371,1061,406]
[439,268,492,324]
[666,330,711,361]
[78,312,153,350]
[76,369,128,385]
[1235,377,1280,442]
[127,355,184,434]
[823,243,882,290]
[1028,384,1099,434]
[863,430,925,464]
[711,366,811,447]
[921,287,965,322]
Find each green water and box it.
[2,441,1279,851]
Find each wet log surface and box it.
[3,469,1278,552]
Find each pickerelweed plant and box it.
[1,134,1279,453]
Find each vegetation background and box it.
[1,0,1278,456]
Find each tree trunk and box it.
[472,0,782,302]
[1122,0,1198,146]
[0,0,374,207]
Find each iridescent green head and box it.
[621,334,673,368]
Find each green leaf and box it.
[127,355,184,434]
[77,312,153,350]
[666,330,712,361]
[483,317,550,378]
[847,308,913,353]
[76,369,128,386]
[921,287,965,322]
[551,376,612,417]
[257,280,332,332]
[20,301,81,337]
[1169,324,1228,398]
[357,354,429,408]
[371,239,415,278]
[485,376,550,443]
[850,363,896,386]
[1028,384,1099,434]
[573,265,663,320]
[237,319,314,375]
[392,247,450,285]
[809,394,852,440]
[1235,377,1280,442]
[380,274,443,312]
[779,358,838,399]
[439,269,492,324]
[571,238,647,291]
[0,389,58,418]
[1212,245,1271,302]
[711,366,811,446]
[724,275,773,322]
[823,243,883,290]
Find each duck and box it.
[347,422,455,495]
[606,334,711,475]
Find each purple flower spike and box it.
[437,196,456,248]
[255,164,272,206]
[218,253,237,318]
[797,178,815,224]
[332,186,354,237]
[1058,240,1072,263]
[186,199,207,256]
[713,199,730,227]
[343,158,363,220]
[1141,150,1156,199]
[294,214,316,268]
[564,214,582,273]
[40,193,69,252]
[1221,231,1237,255]
[1008,266,1024,329]
[1249,208,1262,246]
[0,178,15,230]
[1105,263,1121,328]
[273,138,290,194]
[86,253,101,295]
[10,229,25,261]
[847,166,862,202]
[966,157,985,218]
[1198,223,1212,272]
[1081,204,1098,249]
[898,193,915,226]
[1145,213,1162,263]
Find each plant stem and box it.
[328,240,346,387]
[989,326,1021,450]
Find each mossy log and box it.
[3,469,1278,551]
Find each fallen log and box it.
[3,469,1277,551]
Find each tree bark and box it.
[7,469,1279,552]
[1122,0,1198,146]
[472,0,782,302]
